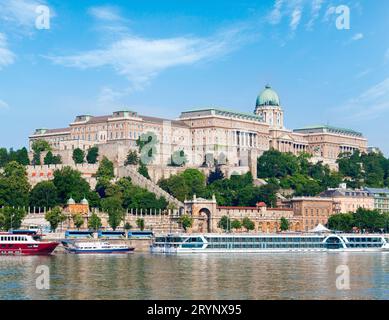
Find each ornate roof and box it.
[256,85,281,107]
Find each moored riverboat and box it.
[0,231,59,256]
[151,233,389,254]
[61,240,134,254]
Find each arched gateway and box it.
[184,195,303,234]
[184,195,217,233]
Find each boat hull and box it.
[0,242,59,256]
[66,247,135,254]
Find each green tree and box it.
[101,196,123,230]
[0,148,9,167]
[86,146,99,164]
[218,215,231,232]
[125,150,139,166]
[136,218,145,231]
[280,217,289,231]
[53,166,91,204]
[182,169,206,198]
[72,213,84,230]
[96,156,114,180]
[158,175,189,202]
[124,222,132,231]
[242,217,255,232]
[87,191,101,209]
[45,207,67,232]
[179,214,193,232]
[231,219,242,231]
[207,165,225,184]
[31,140,51,165]
[29,181,59,208]
[327,213,355,232]
[44,151,62,165]
[72,148,85,164]
[0,207,27,231]
[14,147,30,165]
[257,149,299,179]
[0,161,30,208]
[353,208,385,232]
[88,212,102,231]
[138,163,150,179]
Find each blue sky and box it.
[0,0,388,154]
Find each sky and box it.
[0,0,388,154]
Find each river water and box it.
[0,252,388,300]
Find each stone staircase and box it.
[117,166,184,209]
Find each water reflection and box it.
[0,253,388,300]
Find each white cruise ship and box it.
[150,233,389,254]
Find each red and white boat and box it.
[0,231,59,256]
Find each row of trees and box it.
[257,150,343,197]
[328,208,389,233]
[0,155,168,231]
[158,168,279,208]
[257,149,389,197]
[217,216,290,232]
[337,150,389,188]
[72,146,99,164]
[0,142,101,167]
[43,206,147,233]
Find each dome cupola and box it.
[67,197,76,205]
[254,84,284,129]
[256,84,280,107]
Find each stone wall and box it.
[26,163,99,188]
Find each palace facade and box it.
[29,85,368,175]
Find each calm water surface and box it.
[0,253,388,300]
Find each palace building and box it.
[29,85,368,175]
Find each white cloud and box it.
[0,0,48,29]
[323,5,336,20]
[306,0,324,30]
[268,0,284,25]
[290,7,302,31]
[269,0,329,32]
[342,78,389,120]
[88,6,123,22]
[0,33,15,70]
[351,33,364,41]
[47,26,250,90]
[0,99,9,109]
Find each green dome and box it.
[256,85,280,107]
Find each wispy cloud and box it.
[355,68,372,79]
[268,0,284,25]
[88,6,123,22]
[0,33,15,70]
[268,0,329,33]
[351,33,364,41]
[306,0,324,30]
[341,78,389,121]
[47,25,252,90]
[290,7,302,31]
[0,0,51,33]
[0,99,9,109]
